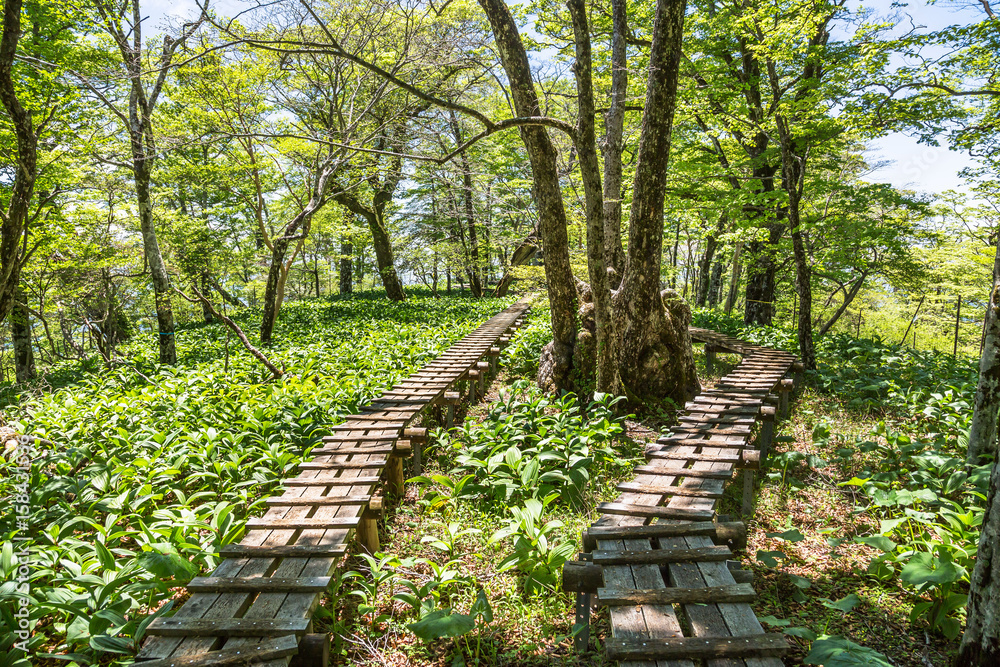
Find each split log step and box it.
[582,522,746,552]
[628,465,734,479]
[591,545,732,565]
[329,422,404,431]
[219,543,347,558]
[187,576,332,593]
[310,446,396,455]
[596,582,756,606]
[605,634,790,661]
[597,502,715,521]
[615,482,724,498]
[264,495,371,506]
[320,434,400,442]
[146,617,311,638]
[136,636,299,667]
[640,450,741,463]
[282,476,381,487]
[299,460,387,470]
[245,517,360,530]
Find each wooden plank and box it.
[281,476,381,487]
[187,577,331,593]
[597,583,756,607]
[639,450,741,463]
[263,495,371,507]
[244,517,360,530]
[320,434,399,442]
[329,421,405,430]
[299,460,387,470]
[146,618,310,638]
[219,543,347,558]
[605,635,789,661]
[598,502,715,521]
[616,482,725,498]
[629,466,733,480]
[586,521,721,541]
[135,636,299,667]
[310,446,396,455]
[592,546,731,565]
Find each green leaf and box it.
[804,636,893,666]
[766,529,805,543]
[821,594,861,612]
[854,536,897,553]
[901,553,964,588]
[756,550,785,567]
[136,547,198,582]
[757,615,790,627]
[783,626,818,640]
[407,609,476,642]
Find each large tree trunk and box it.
[133,160,177,364]
[601,0,628,288]
[494,222,540,297]
[0,0,35,327]
[817,271,867,336]
[261,237,290,343]
[743,221,783,326]
[725,243,742,314]
[367,210,406,300]
[968,235,1000,463]
[708,257,725,307]
[198,273,213,323]
[568,0,615,392]
[449,111,483,297]
[339,239,353,294]
[612,0,698,405]
[478,0,578,392]
[11,286,35,383]
[957,455,1000,665]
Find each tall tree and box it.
[84,0,207,363]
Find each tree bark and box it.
[208,275,246,308]
[743,220,783,326]
[601,0,628,287]
[708,257,725,307]
[261,164,334,343]
[967,235,1000,463]
[0,0,37,326]
[817,271,867,336]
[957,456,1000,665]
[494,222,540,297]
[11,286,35,383]
[339,239,353,294]
[478,0,577,392]
[612,0,697,404]
[725,243,742,315]
[334,195,405,301]
[198,272,213,323]
[449,111,483,297]
[568,0,615,392]
[133,159,177,363]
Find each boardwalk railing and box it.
[564,327,803,666]
[136,299,532,667]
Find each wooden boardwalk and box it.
[136,299,531,667]
[564,327,802,666]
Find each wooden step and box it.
[282,476,381,487]
[605,634,790,660]
[597,502,715,521]
[616,482,725,498]
[582,521,746,551]
[629,465,733,479]
[245,517,360,530]
[321,434,399,442]
[329,422,404,431]
[310,446,396,455]
[146,617,310,638]
[299,460,387,470]
[592,545,732,565]
[640,450,741,463]
[136,636,299,667]
[264,495,371,506]
[187,576,332,593]
[219,543,347,558]
[596,582,756,606]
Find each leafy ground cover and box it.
[0,292,514,667]
[3,296,980,666]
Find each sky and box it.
[144,0,991,198]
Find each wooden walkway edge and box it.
[564,326,803,667]
[136,299,532,667]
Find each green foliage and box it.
[0,294,511,665]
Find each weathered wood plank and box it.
[605,635,790,661]
[597,583,756,607]
[186,577,331,593]
[598,502,715,521]
[592,546,731,565]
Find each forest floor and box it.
[323,338,962,666]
